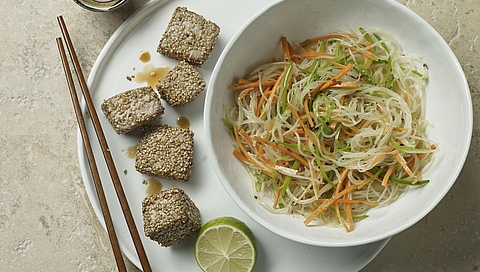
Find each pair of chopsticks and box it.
[56,15,152,272]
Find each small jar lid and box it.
[73,0,129,12]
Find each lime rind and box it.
[194,217,257,272]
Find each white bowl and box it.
[204,0,472,247]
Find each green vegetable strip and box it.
[371,167,429,186]
[278,141,311,153]
[389,141,433,152]
[222,118,233,131]
[281,160,300,196]
[281,62,294,113]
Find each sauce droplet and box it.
[177,116,190,129]
[145,178,163,196]
[134,64,170,89]
[139,51,151,63]
[124,145,137,159]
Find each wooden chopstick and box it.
[56,15,152,272]
[56,36,127,272]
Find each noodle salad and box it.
[223,28,436,232]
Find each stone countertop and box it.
[0,0,478,271]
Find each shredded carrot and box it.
[287,103,318,148]
[367,147,395,169]
[284,38,300,64]
[253,136,310,169]
[341,44,379,61]
[345,179,353,232]
[364,42,372,64]
[331,81,357,88]
[239,129,253,146]
[303,45,314,52]
[363,170,383,183]
[406,152,428,169]
[255,95,266,117]
[304,98,314,128]
[330,169,350,231]
[273,187,282,208]
[377,106,390,135]
[368,153,386,169]
[282,137,297,146]
[328,114,350,123]
[304,184,357,225]
[301,33,358,46]
[255,142,264,160]
[238,88,253,100]
[275,160,291,167]
[412,170,421,185]
[281,37,292,63]
[256,87,272,117]
[232,146,275,173]
[334,170,350,231]
[294,182,313,205]
[312,63,354,97]
[284,128,306,137]
[336,168,350,194]
[234,124,275,178]
[298,51,333,58]
[393,151,415,177]
[231,80,276,91]
[382,164,396,186]
[235,77,275,100]
[417,152,428,159]
[237,78,251,85]
[260,70,286,118]
[357,177,371,190]
[265,119,275,140]
[335,201,349,231]
[314,199,378,206]
[325,59,346,68]
[232,149,248,161]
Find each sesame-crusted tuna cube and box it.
[101,86,164,134]
[157,61,206,107]
[142,188,201,247]
[135,124,194,181]
[157,6,220,66]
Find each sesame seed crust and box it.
[101,86,164,134]
[135,124,194,182]
[142,188,201,247]
[157,60,206,107]
[157,6,220,66]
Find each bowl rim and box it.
[204,0,473,247]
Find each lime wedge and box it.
[194,216,257,272]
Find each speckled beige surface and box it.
[0,0,478,271]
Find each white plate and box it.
[79,0,389,270]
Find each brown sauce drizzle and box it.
[139,51,151,63]
[177,116,190,129]
[134,64,170,89]
[124,145,137,159]
[145,178,163,196]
